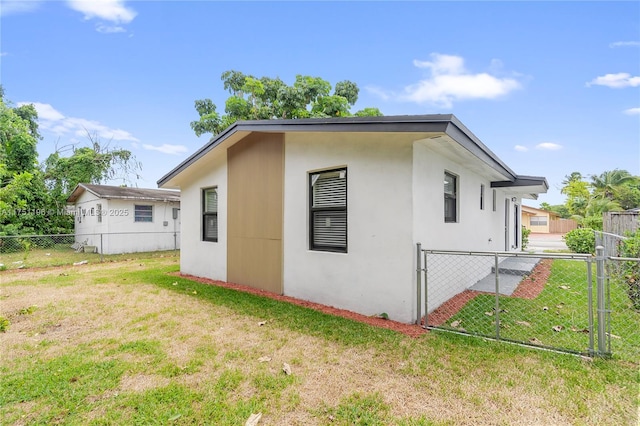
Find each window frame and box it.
[530,216,548,226]
[480,184,485,210]
[97,203,102,223]
[134,204,153,223]
[202,187,218,242]
[309,167,347,253]
[444,171,458,223]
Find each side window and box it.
[310,168,347,252]
[492,189,497,212]
[480,184,485,210]
[203,187,218,242]
[134,205,153,222]
[444,171,458,223]
[97,203,102,223]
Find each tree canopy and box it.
[0,88,141,235]
[542,169,640,230]
[190,70,383,137]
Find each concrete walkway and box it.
[469,256,540,296]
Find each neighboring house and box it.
[67,184,181,254]
[522,205,577,234]
[158,115,548,323]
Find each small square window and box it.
[134,205,153,222]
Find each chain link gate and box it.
[415,244,632,358]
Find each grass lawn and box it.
[440,259,640,363]
[0,245,179,270]
[1,257,638,425]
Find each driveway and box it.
[527,233,568,252]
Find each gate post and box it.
[595,245,610,356]
[416,243,422,326]
[586,255,595,356]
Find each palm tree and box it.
[590,169,636,200]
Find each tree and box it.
[191,70,383,137]
[1,88,142,235]
[43,131,142,197]
[590,169,637,200]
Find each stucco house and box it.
[158,115,547,323]
[522,205,577,234]
[67,184,180,254]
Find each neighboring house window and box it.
[310,168,347,252]
[97,203,102,223]
[134,205,153,222]
[444,171,458,223]
[203,187,218,242]
[480,184,485,210]
[530,216,548,226]
[492,189,497,212]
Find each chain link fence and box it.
[0,232,180,270]
[417,246,640,361]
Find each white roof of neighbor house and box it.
[158,114,548,198]
[67,183,180,204]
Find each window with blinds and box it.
[444,171,458,223]
[310,168,347,252]
[134,205,153,222]
[203,187,218,242]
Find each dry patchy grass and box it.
[0,258,637,425]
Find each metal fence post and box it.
[416,243,422,326]
[494,252,500,340]
[596,245,609,356]
[423,249,428,328]
[586,255,595,356]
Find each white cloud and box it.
[66,0,136,24]
[514,145,528,152]
[609,41,640,48]
[0,52,7,57]
[19,101,138,142]
[623,107,640,115]
[369,53,522,108]
[535,142,562,151]
[586,73,640,88]
[0,0,43,16]
[142,144,188,155]
[96,24,126,33]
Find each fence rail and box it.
[417,245,639,361]
[0,232,180,270]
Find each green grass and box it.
[0,245,178,270]
[440,259,640,362]
[1,257,638,424]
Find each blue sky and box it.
[1,0,638,207]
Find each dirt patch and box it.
[177,273,428,338]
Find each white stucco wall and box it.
[412,140,523,312]
[282,133,416,323]
[72,191,180,254]
[176,150,228,280]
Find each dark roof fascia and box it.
[67,183,180,204]
[490,176,549,190]
[157,114,522,187]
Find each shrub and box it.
[619,233,640,311]
[564,228,595,254]
[522,226,531,250]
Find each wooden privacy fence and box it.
[604,211,639,236]
[549,218,577,234]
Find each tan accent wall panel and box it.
[227,133,284,294]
